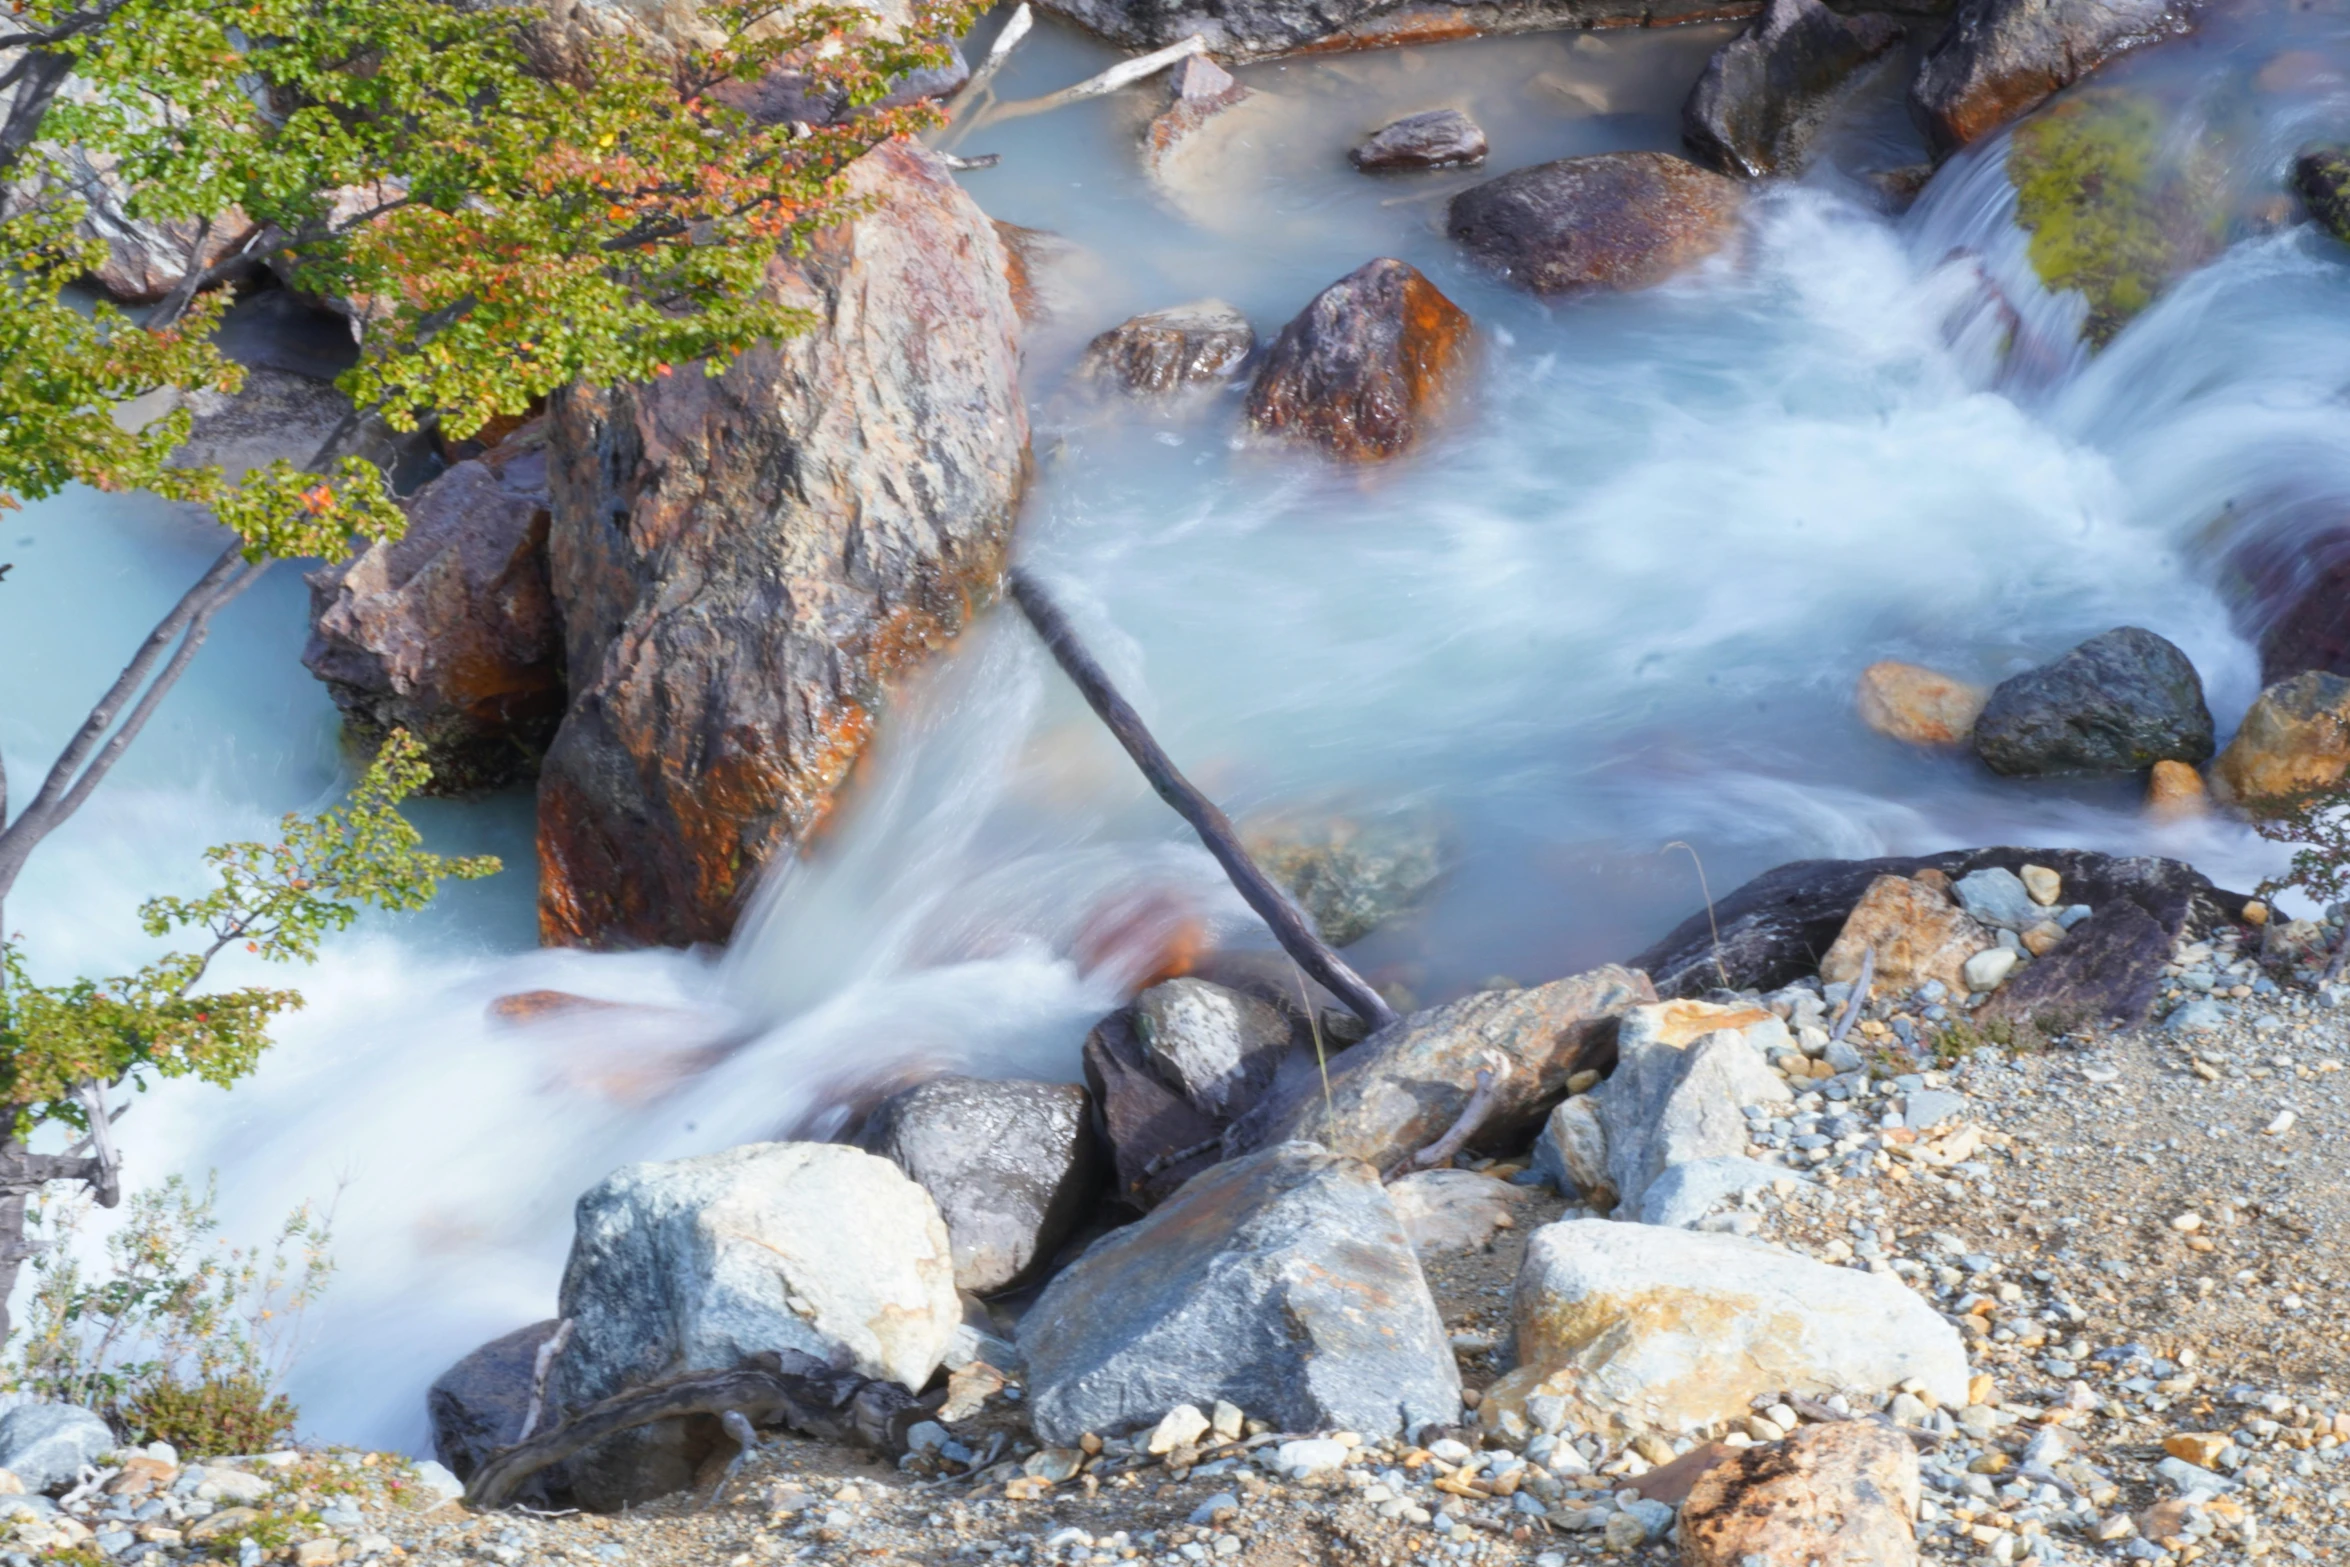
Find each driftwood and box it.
[942,1,1033,119]
[515,1318,575,1444]
[976,34,1207,126]
[464,1351,931,1511]
[1009,570,1399,1034]
[1827,946,1874,1046]
[1405,1053,1508,1172]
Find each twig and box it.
[1662,841,1729,990]
[938,152,1000,170]
[975,34,1207,126]
[702,1410,758,1509]
[1008,570,1398,1033]
[1828,947,1875,1046]
[1141,1136,1219,1179]
[1406,1052,1508,1172]
[515,1318,575,1444]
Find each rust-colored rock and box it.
[2148,758,2209,820]
[1679,1420,1922,1567]
[538,139,1027,948]
[1855,660,1988,746]
[1245,258,1472,461]
[304,435,563,793]
[1447,151,1743,295]
[1820,874,1997,997]
[1910,0,2192,154]
[2212,671,2350,809]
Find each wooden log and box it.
[1008,570,1399,1035]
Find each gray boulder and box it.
[1681,0,1903,178]
[0,1403,113,1492]
[1911,0,2191,154]
[1352,109,1488,172]
[1636,1155,1805,1229]
[1952,866,2038,931]
[1132,978,1294,1122]
[1531,1093,1610,1203]
[859,1076,1101,1295]
[1021,1142,1460,1444]
[1972,627,2214,777]
[1594,1003,1790,1219]
[427,1320,559,1485]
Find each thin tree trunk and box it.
[0,48,72,180]
[0,1140,110,1348]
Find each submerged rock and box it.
[1854,659,1987,746]
[428,1321,559,1486]
[538,139,1026,948]
[304,436,563,793]
[1240,804,1449,947]
[1447,151,1743,295]
[1680,1421,1924,1567]
[2212,670,2350,808]
[1245,258,1472,461]
[2148,757,2210,819]
[1076,301,1255,397]
[1973,626,2214,776]
[1142,54,1253,183]
[1818,873,1996,998]
[1911,0,2193,154]
[1681,0,1903,179]
[2294,146,2350,243]
[1020,1142,1459,1444]
[1352,109,1488,172]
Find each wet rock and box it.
[1020,1141,1459,1443]
[1240,805,1449,947]
[1681,0,1903,179]
[1532,1093,1611,1203]
[1076,301,1254,396]
[2211,670,2350,808]
[538,139,1026,948]
[1972,626,2215,776]
[1854,660,1987,746]
[1483,1219,1966,1440]
[1133,977,1294,1121]
[428,1321,558,1485]
[304,437,562,793]
[2148,759,2210,819]
[858,1077,1101,1295]
[1910,0,2192,154]
[1351,109,1488,173]
[549,1142,959,1508]
[1083,1009,1224,1210]
[1446,151,1743,295]
[2294,146,2350,243]
[1386,1168,1529,1254]
[1981,900,2171,1030]
[1244,258,1472,461]
[0,1405,112,1493]
[1819,874,1997,997]
[1631,848,2245,998]
[2235,525,2350,686]
[1594,1001,1790,1218]
[1680,1420,1923,1567]
[1142,55,1253,182]
[1230,965,1656,1171]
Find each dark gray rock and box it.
[1132,978,1294,1121]
[1910,0,2192,154]
[1076,302,1255,397]
[1972,627,2214,777]
[428,1321,559,1486]
[1244,258,1472,462]
[2297,147,2350,245]
[859,1076,1101,1295]
[1020,1141,1460,1444]
[0,1403,112,1492]
[1352,109,1488,172]
[1083,1009,1224,1210]
[1447,151,1745,296]
[1978,900,2172,1032]
[1681,0,1903,178]
[1629,849,2249,999]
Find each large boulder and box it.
[548,1142,959,1508]
[1592,1001,1790,1218]
[1971,626,2214,776]
[1680,1421,1923,1567]
[858,1076,1101,1295]
[1075,301,1255,398]
[1910,0,2193,154]
[1976,900,2170,1031]
[1681,0,1903,179]
[2212,670,2350,808]
[1483,1220,1967,1440]
[1630,848,2244,999]
[1020,1142,1460,1444]
[538,138,1026,947]
[1230,965,1656,1172]
[427,1320,559,1485]
[1447,151,1743,295]
[304,435,563,793]
[1244,258,1472,462]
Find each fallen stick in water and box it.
[1008,569,1399,1035]
[976,33,1207,126]
[944,0,1032,118]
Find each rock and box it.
[2295,146,2350,243]
[1978,900,2170,1030]
[1681,0,1903,179]
[304,436,562,792]
[1141,55,1253,183]
[1594,1003,1790,1217]
[1447,151,1743,296]
[549,1142,959,1508]
[1483,1219,1967,1440]
[2164,1432,2229,1467]
[1148,1404,1211,1455]
[1083,1009,1224,1210]
[1230,965,1657,1171]
[1903,1088,1964,1130]
[1244,258,1472,462]
[1679,1421,1923,1567]
[1972,627,2215,777]
[1636,1155,1801,1229]
[2019,918,2065,955]
[1853,661,1987,746]
[1953,867,2040,931]
[1240,805,1450,947]
[2212,670,2350,808]
[427,1320,558,1486]
[857,1077,1101,1295]
[538,137,1026,949]
[1076,302,1254,397]
[1027,0,1743,60]
[1532,1094,1611,1203]
[1351,109,1488,172]
[1020,1142,1460,1444]
[1385,1169,1529,1254]
[1132,978,1294,1121]
[2166,996,2228,1033]
[1819,874,1998,997]
[1910,0,2193,153]
[1631,848,2246,998]
[0,1405,113,1493]
[1963,947,2018,992]
[2019,864,2061,906]
[169,368,359,482]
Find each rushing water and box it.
[7,0,2350,1452]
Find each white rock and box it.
[1275,1438,1350,1478]
[1636,1156,1805,1229]
[1533,1095,1611,1203]
[1963,948,2019,992]
[1597,1009,1791,1217]
[1386,1169,1527,1256]
[1148,1404,1211,1455]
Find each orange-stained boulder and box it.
[1245,258,1472,461]
[1680,1420,1922,1567]
[1855,660,1988,746]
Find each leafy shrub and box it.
[120,1372,297,1457]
